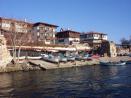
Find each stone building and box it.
[0,17,32,44]
[100,41,117,57]
[0,17,59,46]
[0,35,12,67]
[56,30,80,45]
[32,22,58,45]
[80,32,107,48]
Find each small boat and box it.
[126,60,131,64]
[100,61,126,66]
[41,54,59,63]
[67,56,75,61]
[58,55,67,62]
[128,54,131,57]
[83,54,92,61]
[27,56,42,60]
[75,55,84,61]
[91,54,100,59]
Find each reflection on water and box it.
[0,65,131,98]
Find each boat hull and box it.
[100,61,126,66]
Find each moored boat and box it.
[75,55,83,61]
[83,54,92,61]
[100,61,126,66]
[126,60,131,64]
[128,53,131,57]
[58,55,67,62]
[67,56,75,61]
[41,54,59,63]
[91,54,100,59]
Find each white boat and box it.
[100,61,126,66]
[41,54,59,63]
[27,56,42,60]
[16,56,41,61]
[58,56,67,62]
[75,54,92,61]
[67,56,75,61]
[83,55,92,60]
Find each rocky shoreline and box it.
[0,63,41,73]
[0,56,130,73]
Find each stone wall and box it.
[100,41,117,57]
[109,41,117,57]
[0,35,12,68]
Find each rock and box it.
[0,35,12,68]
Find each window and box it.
[59,39,64,42]
[39,27,43,30]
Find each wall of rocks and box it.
[0,35,12,68]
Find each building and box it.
[0,17,32,34]
[80,32,107,48]
[0,17,59,45]
[56,30,80,45]
[0,17,32,44]
[32,22,58,45]
[116,44,130,56]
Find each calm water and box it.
[0,64,131,98]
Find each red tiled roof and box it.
[57,30,80,34]
[33,22,58,27]
[85,32,107,35]
[0,17,33,25]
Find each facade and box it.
[80,32,107,48]
[0,17,32,33]
[32,22,58,45]
[0,17,32,44]
[0,17,58,45]
[56,30,80,45]
[116,44,130,56]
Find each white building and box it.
[80,32,107,48]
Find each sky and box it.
[0,0,131,43]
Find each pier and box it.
[28,59,99,70]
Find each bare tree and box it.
[15,32,31,63]
[120,37,130,45]
[120,37,131,49]
[8,22,31,64]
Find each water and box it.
[0,64,131,98]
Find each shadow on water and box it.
[0,64,131,98]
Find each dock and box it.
[28,59,99,70]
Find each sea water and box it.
[0,64,131,98]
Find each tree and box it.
[7,22,31,64]
[120,37,131,48]
[15,32,31,63]
[120,37,130,45]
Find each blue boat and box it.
[100,61,126,66]
[126,60,131,64]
